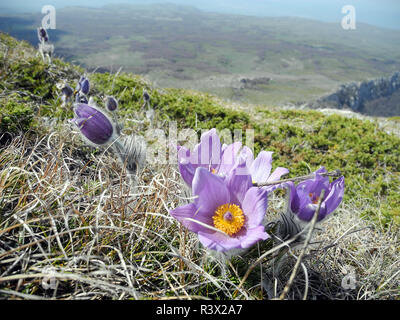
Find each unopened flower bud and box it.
[76,76,90,95]
[113,134,146,177]
[61,84,73,98]
[106,96,118,112]
[143,91,150,102]
[80,78,90,95]
[71,103,116,145]
[37,27,49,42]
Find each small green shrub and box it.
[8,57,55,98]
[256,109,400,226]
[0,97,35,135]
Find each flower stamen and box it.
[213,204,245,236]
[309,192,320,204]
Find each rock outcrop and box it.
[313,72,400,115]
[239,77,271,89]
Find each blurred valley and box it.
[1,3,400,115]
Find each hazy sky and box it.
[1,0,400,30]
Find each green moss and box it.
[8,57,55,98]
[0,96,36,134]
[388,116,400,122]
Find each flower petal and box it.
[198,225,269,252]
[238,146,254,168]
[225,157,253,205]
[323,176,345,218]
[238,226,269,248]
[241,187,269,228]
[297,170,329,197]
[178,159,196,186]
[198,230,242,251]
[177,144,189,162]
[218,141,242,176]
[193,129,221,168]
[284,182,300,214]
[267,167,289,182]
[250,151,273,183]
[297,202,327,222]
[192,167,230,217]
[169,203,212,233]
[73,104,113,145]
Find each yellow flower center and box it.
[212,203,245,236]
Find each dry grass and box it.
[263,194,400,299]
[0,124,247,300]
[0,121,399,300]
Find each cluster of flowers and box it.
[170,129,344,252]
[64,77,146,179]
[61,76,91,106]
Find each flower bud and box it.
[143,91,150,102]
[76,76,90,95]
[80,78,90,95]
[113,134,146,177]
[71,103,116,145]
[61,84,74,98]
[37,27,49,42]
[106,96,118,112]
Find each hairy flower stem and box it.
[279,189,326,300]
[253,170,342,187]
[111,135,146,185]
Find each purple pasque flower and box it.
[286,167,345,222]
[143,90,150,102]
[169,160,270,252]
[105,96,118,112]
[61,84,74,104]
[177,129,289,188]
[70,103,116,145]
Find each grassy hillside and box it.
[0,33,399,300]
[2,3,400,108]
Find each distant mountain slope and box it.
[1,3,400,110]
